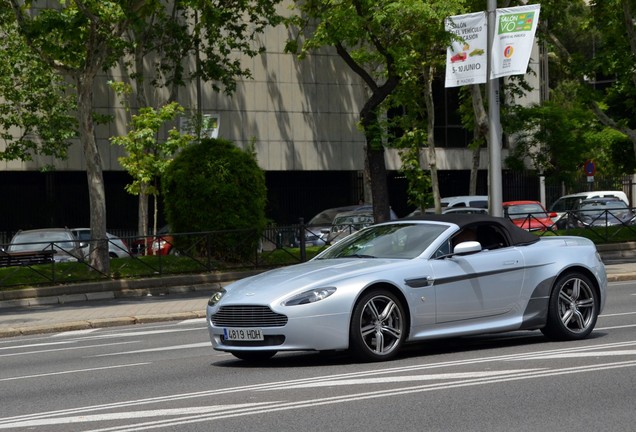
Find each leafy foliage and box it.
[0,6,76,163]
[162,138,267,261]
[110,100,192,197]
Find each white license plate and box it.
[223,328,264,341]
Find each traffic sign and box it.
[584,160,596,176]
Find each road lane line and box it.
[3,340,635,426]
[0,363,151,382]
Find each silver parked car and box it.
[71,228,131,258]
[207,214,607,362]
[7,228,86,263]
[303,204,398,246]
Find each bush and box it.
[162,138,267,261]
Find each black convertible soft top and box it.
[405,213,541,247]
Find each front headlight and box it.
[208,288,226,306]
[283,287,336,306]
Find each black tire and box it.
[231,351,276,362]
[541,272,598,341]
[349,289,406,362]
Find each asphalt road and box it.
[1,280,635,432]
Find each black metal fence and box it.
[2,212,636,289]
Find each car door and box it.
[430,247,525,323]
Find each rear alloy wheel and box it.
[541,272,598,340]
[231,351,277,362]
[350,289,406,362]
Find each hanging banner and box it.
[490,4,541,79]
[444,11,488,88]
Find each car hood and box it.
[220,258,403,304]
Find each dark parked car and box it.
[303,204,398,246]
[6,228,85,263]
[572,199,636,228]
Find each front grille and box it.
[222,335,286,346]
[212,305,288,327]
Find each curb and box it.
[0,310,207,338]
[0,270,261,309]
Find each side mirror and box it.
[453,241,482,255]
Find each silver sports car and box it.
[206,214,607,362]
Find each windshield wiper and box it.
[341,253,376,259]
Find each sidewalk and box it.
[0,263,635,339]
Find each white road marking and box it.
[3,341,636,430]
[0,363,151,382]
[596,323,636,330]
[0,341,139,358]
[600,311,636,317]
[4,360,633,432]
[267,370,541,389]
[89,342,211,357]
[177,318,206,325]
[52,329,99,337]
[0,403,280,429]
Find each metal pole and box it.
[487,0,503,217]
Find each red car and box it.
[130,225,176,256]
[503,200,557,232]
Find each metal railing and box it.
[2,214,636,288]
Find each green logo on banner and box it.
[498,12,535,34]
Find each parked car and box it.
[130,225,176,256]
[70,228,131,258]
[549,190,629,229]
[6,228,86,263]
[442,207,489,215]
[325,210,375,244]
[441,195,488,209]
[303,204,397,246]
[407,206,488,217]
[572,198,636,228]
[503,200,556,232]
[207,214,606,362]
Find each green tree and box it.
[0,7,76,165]
[287,0,465,222]
[110,100,192,238]
[2,0,283,272]
[4,0,152,273]
[536,0,636,177]
[585,0,636,158]
[162,138,267,262]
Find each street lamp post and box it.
[487,0,503,217]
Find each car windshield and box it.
[316,223,449,260]
[507,203,547,219]
[9,232,76,252]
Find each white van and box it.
[548,190,630,228]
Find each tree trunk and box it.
[470,143,480,196]
[470,84,489,195]
[361,109,391,223]
[77,76,109,273]
[423,67,441,213]
[366,141,391,222]
[138,187,149,236]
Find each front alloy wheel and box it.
[350,289,406,362]
[541,272,598,340]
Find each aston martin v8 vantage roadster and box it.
[206,214,607,362]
